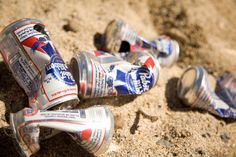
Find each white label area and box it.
[14,24,41,42]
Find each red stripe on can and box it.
[80,129,92,140]
[94,51,101,56]
[144,57,155,68]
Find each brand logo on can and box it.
[128,67,154,94]
[45,54,76,86]
[115,67,154,94]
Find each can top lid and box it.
[0,18,42,37]
[177,65,205,106]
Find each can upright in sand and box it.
[0,18,78,109]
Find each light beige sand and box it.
[0,0,236,156]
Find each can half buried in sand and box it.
[0,18,78,109]
[70,50,160,98]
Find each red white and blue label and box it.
[88,51,160,97]
[152,36,173,57]
[13,23,77,108]
[15,25,76,87]
[216,73,236,108]
[115,67,154,95]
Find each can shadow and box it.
[0,61,26,156]
[0,127,94,157]
[34,132,94,157]
[93,32,105,51]
[0,127,21,157]
[0,61,27,122]
[79,95,137,108]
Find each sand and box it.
[0,0,236,156]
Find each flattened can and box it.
[70,50,160,98]
[10,106,114,157]
[177,65,236,118]
[103,19,180,67]
[0,18,78,109]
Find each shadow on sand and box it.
[93,32,104,51]
[0,61,27,120]
[0,127,94,157]
[165,77,191,111]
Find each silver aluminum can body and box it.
[177,65,207,108]
[10,106,114,157]
[0,18,79,110]
[103,19,180,67]
[71,50,160,98]
[68,106,114,155]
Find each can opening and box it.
[119,41,130,52]
[33,24,47,36]
[70,58,80,90]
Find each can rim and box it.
[71,52,93,98]
[94,106,114,155]
[177,65,205,107]
[0,18,42,37]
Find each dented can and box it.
[0,18,78,110]
[103,19,180,67]
[10,106,114,157]
[177,65,236,118]
[70,50,160,98]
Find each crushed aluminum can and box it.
[10,106,114,157]
[70,50,160,98]
[103,19,180,67]
[177,65,236,118]
[0,18,79,110]
[216,73,236,108]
